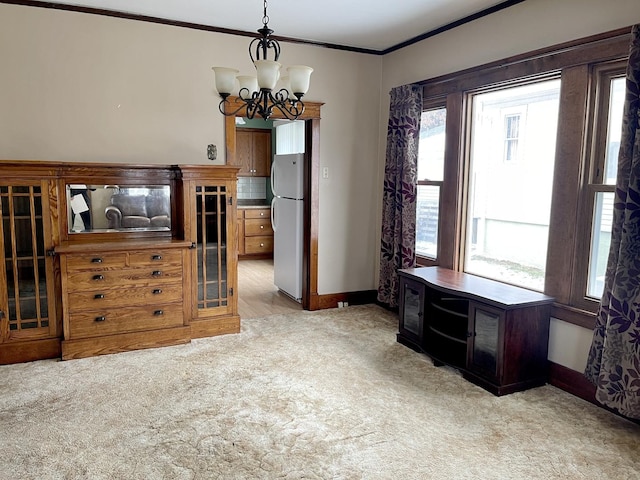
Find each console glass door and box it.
[470,305,501,377]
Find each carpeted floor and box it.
[0,304,638,479]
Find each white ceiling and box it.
[39,0,515,51]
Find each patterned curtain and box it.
[585,25,640,420]
[377,85,422,308]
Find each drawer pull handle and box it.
[91,257,103,263]
[92,274,104,281]
[260,243,264,247]
[94,316,106,322]
[152,288,163,295]
[152,270,162,277]
[260,225,264,229]
[260,212,264,216]
[154,310,164,316]
[94,293,105,299]
[152,255,163,261]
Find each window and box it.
[465,80,561,291]
[504,114,521,162]
[576,65,626,305]
[414,27,632,325]
[416,107,446,262]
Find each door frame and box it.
[224,98,323,310]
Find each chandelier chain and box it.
[262,0,269,28]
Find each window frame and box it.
[570,61,627,311]
[416,99,447,266]
[416,26,632,328]
[460,77,562,292]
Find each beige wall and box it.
[377,0,640,372]
[0,3,382,296]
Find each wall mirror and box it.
[66,184,171,233]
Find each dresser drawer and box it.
[128,249,183,267]
[67,283,183,312]
[64,252,128,271]
[244,208,270,219]
[245,236,274,254]
[65,264,183,292]
[67,303,184,339]
[244,218,273,236]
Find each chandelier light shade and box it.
[211,67,239,95]
[212,0,313,120]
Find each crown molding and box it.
[2,0,525,55]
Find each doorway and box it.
[224,99,322,311]
[237,119,306,318]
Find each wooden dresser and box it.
[57,240,191,360]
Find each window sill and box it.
[550,303,596,329]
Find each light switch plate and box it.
[207,144,217,161]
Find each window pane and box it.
[504,115,521,162]
[416,107,446,261]
[603,77,625,185]
[416,185,439,259]
[418,109,446,181]
[465,80,561,291]
[587,192,614,299]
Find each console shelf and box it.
[398,267,554,396]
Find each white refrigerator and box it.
[271,153,304,302]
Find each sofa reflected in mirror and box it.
[66,184,171,233]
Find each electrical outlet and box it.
[322,167,329,179]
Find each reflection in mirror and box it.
[67,184,171,233]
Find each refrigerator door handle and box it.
[270,160,277,196]
[271,197,277,232]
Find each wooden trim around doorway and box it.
[314,290,378,310]
[224,99,323,311]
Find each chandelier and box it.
[212,0,313,121]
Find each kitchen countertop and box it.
[237,200,270,209]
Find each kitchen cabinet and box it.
[397,267,554,395]
[238,207,273,259]
[237,128,272,177]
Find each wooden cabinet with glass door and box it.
[397,267,554,395]
[180,166,240,339]
[0,162,242,364]
[0,170,61,365]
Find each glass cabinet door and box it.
[194,185,229,313]
[0,184,56,341]
[468,303,502,380]
[399,276,425,346]
[191,181,236,318]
